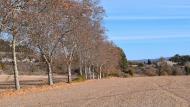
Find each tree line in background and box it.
[169,54,190,75]
[0,0,128,90]
[128,55,190,76]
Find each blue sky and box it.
[101,0,190,60]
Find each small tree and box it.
[26,0,70,85]
[185,62,190,75]
[147,59,152,65]
[0,0,30,90]
[157,61,172,76]
[118,47,128,73]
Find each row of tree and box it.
[169,54,190,65]
[0,0,126,90]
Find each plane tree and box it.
[0,0,30,90]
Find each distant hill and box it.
[130,55,190,66]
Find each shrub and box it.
[108,71,130,78]
[73,75,86,82]
[138,63,144,67]
[128,68,135,76]
[143,66,157,76]
[172,66,185,75]
[185,66,190,75]
[108,72,120,77]
[119,72,129,78]
[157,62,173,76]
[185,62,190,75]
[0,63,5,70]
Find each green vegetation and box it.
[170,54,190,65]
[127,68,135,76]
[108,72,129,78]
[73,75,86,83]
[185,67,190,75]
[117,47,137,77]
[108,72,120,77]
[118,47,128,72]
[185,62,190,75]
[147,59,152,65]
[127,55,190,76]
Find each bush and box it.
[107,71,130,78]
[128,68,135,76]
[172,66,185,75]
[185,67,190,75]
[138,63,144,67]
[122,67,135,76]
[0,63,5,70]
[108,72,120,77]
[157,62,173,76]
[185,62,190,75]
[119,72,129,78]
[73,75,86,82]
[143,66,157,76]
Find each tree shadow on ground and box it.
[0,77,69,90]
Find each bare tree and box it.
[0,0,123,88]
[26,0,74,85]
[0,0,30,90]
[58,0,97,83]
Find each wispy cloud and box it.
[105,16,190,21]
[110,35,190,41]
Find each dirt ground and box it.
[0,76,189,107]
[0,75,74,91]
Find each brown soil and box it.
[0,76,189,107]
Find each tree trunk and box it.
[88,66,92,79]
[92,67,95,79]
[79,63,83,76]
[158,67,161,76]
[12,36,20,90]
[99,65,102,79]
[47,62,53,85]
[84,65,88,79]
[43,54,54,85]
[97,65,100,79]
[99,71,102,79]
[79,56,83,76]
[67,63,72,83]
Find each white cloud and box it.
[105,16,190,21]
[110,35,190,41]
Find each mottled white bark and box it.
[89,66,92,79]
[92,68,95,79]
[99,65,103,79]
[85,65,88,79]
[79,55,83,76]
[47,62,53,85]
[12,36,20,90]
[79,65,83,76]
[42,54,54,85]
[67,63,72,83]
